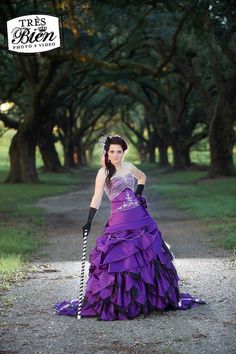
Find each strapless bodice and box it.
[104,173,135,201]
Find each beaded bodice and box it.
[104,173,135,201]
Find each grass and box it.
[0,226,39,255]
[0,222,49,292]
[149,169,236,252]
[0,168,85,298]
[0,130,89,297]
[0,222,42,294]
[0,169,84,213]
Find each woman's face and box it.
[108,144,125,165]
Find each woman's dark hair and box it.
[98,134,128,187]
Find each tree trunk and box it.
[148,131,156,163]
[5,125,39,183]
[182,147,191,167]
[171,132,186,169]
[157,138,170,167]
[149,147,156,163]
[76,140,87,167]
[64,140,76,170]
[38,128,64,172]
[208,105,235,177]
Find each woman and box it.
[54,134,205,320]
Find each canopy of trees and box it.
[0,0,235,182]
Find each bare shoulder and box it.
[96,166,107,180]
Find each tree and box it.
[174,0,236,177]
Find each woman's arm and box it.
[129,162,147,184]
[89,167,106,209]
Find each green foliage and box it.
[0,168,84,293]
[0,173,82,214]
[151,173,236,217]
[0,226,39,257]
[0,253,24,291]
[0,128,12,169]
[0,0,235,183]
[208,217,236,251]
[0,220,45,293]
[223,233,236,250]
[150,171,236,250]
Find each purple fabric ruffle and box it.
[54,188,206,320]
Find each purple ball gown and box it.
[54,173,205,320]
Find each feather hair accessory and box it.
[98,133,111,151]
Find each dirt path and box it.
[1,170,236,354]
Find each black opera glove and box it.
[135,184,148,209]
[82,207,97,237]
[136,195,148,209]
[135,184,145,196]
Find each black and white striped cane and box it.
[77,229,88,319]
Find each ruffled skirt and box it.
[54,189,205,320]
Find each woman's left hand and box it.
[136,195,148,209]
